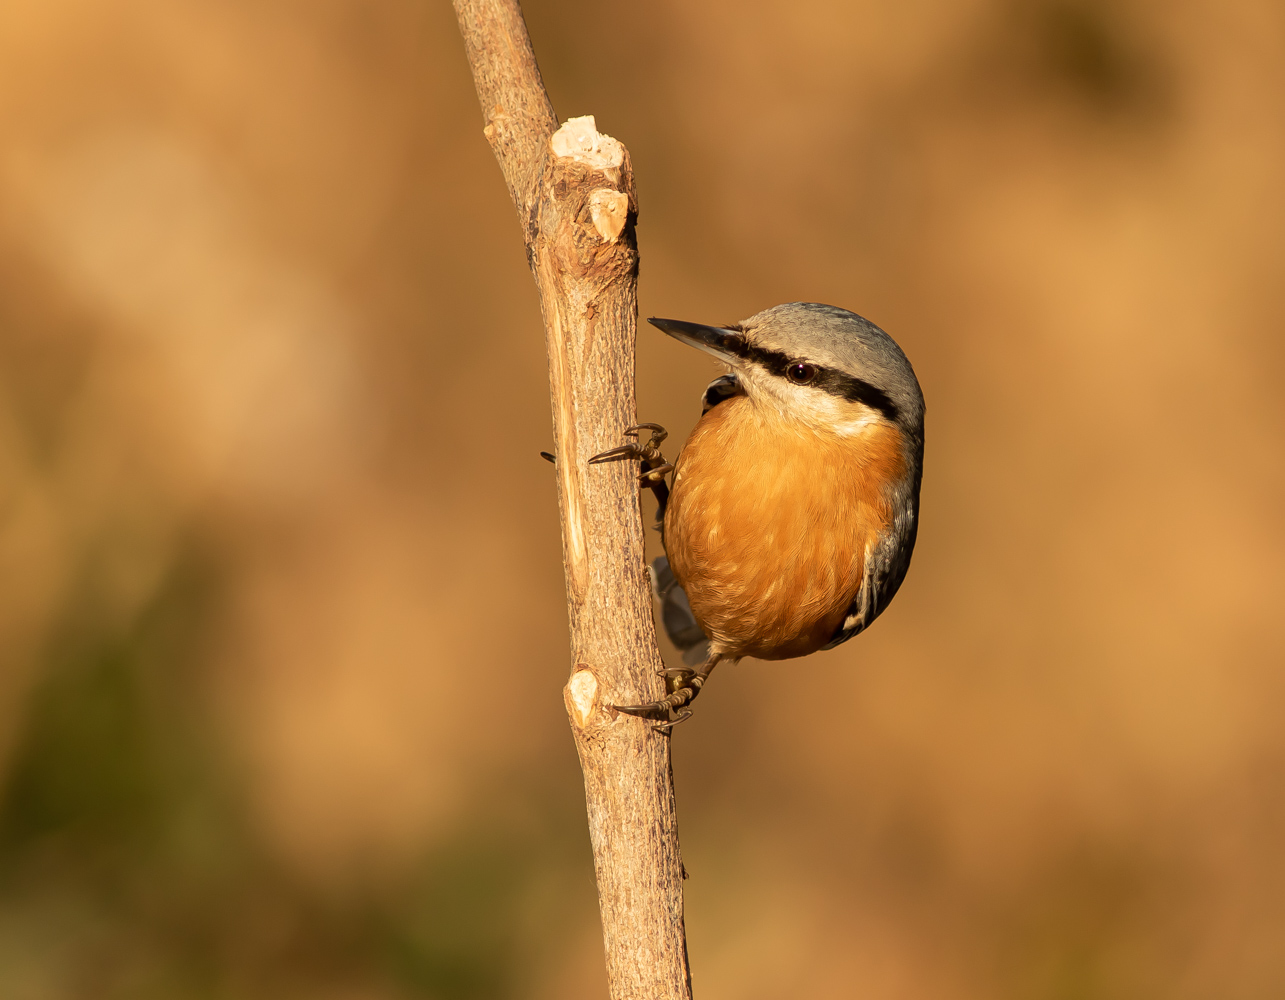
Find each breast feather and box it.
[665,396,905,660]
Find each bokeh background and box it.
[1,0,1282,997]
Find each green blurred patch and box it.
[991,840,1180,1000]
[0,540,596,999]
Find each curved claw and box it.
[612,700,672,722]
[588,444,637,465]
[588,419,673,526]
[628,422,668,444]
[612,655,720,732]
[589,423,670,466]
[652,709,693,734]
[611,700,694,733]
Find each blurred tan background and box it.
[1,0,1282,997]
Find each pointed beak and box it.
[647,317,746,366]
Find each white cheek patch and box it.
[831,408,881,437]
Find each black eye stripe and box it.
[813,370,900,423]
[717,340,901,423]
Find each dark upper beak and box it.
[647,317,746,365]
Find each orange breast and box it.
[664,396,905,661]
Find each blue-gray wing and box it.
[650,556,710,666]
[822,487,920,650]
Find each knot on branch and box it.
[565,665,602,728]
[542,116,638,283]
[588,188,629,243]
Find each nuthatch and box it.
[590,302,925,730]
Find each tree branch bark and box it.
[452,3,693,997]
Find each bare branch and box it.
[452,0,556,231]
[452,2,693,996]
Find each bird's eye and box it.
[787,363,819,385]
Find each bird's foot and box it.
[588,423,672,518]
[612,656,721,733]
[588,423,669,478]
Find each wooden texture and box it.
[452,3,693,997]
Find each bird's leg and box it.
[588,423,672,522]
[613,654,722,733]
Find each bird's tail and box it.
[649,556,711,666]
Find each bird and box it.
[589,302,925,730]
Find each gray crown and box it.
[739,302,925,438]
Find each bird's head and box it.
[649,302,924,444]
